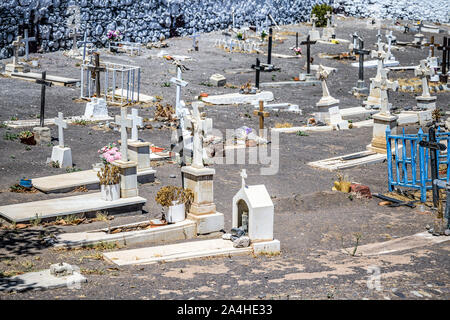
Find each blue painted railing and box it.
[386,126,450,203]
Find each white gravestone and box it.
[315,65,340,123]
[414,59,437,110]
[84,97,109,119]
[232,169,280,254]
[51,112,73,168]
[126,108,152,172]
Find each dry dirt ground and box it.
[0,16,449,300]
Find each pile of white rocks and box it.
[0,0,329,59]
[334,0,450,24]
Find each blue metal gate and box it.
[386,126,450,202]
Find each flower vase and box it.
[101,184,120,201]
[166,201,185,223]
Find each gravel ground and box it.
[0,16,449,300]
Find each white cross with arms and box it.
[55,112,68,147]
[115,107,133,161]
[129,108,143,141]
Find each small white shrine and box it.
[231,169,280,253]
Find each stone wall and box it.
[334,0,449,24]
[0,0,330,59]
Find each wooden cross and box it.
[437,36,449,82]
[86,52,106,98]
[115,107,133,161]
[129,108,143,141]
[300,35,316,74]
[424,36,438,57]
[253,100,270,137]
[35,71,53,127]
[12,36,25,65]
[20,30,35,61]
[55,112,68,147]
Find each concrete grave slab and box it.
[7,71,79,87]
[351,60,399,68]
[201,91,274,105]
[0,268,86,292]
[344,232,450,256]
[4,115,114,129]
[113,89,156,103]
[0,192,146,223]
[308,150,386,171]
[259,80,320,87]
[32,168,155,193]
[55,219,197,248]
[103,238,253,266]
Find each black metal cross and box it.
[254,58,262,89]
[353,38,370,82]
[419,126,447,207]
[35,71,53,127]
[267,27,273,66]
[87,52,106,98]
[295,32,298,48]
[437,36,449,83]
[300,35,316,75]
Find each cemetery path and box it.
[0,17,449,299]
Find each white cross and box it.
[240,169,247,189]
[115,107,133,161]
[371,43,388,77]
[311,13,317,29]
[170,66,188,129]
[20,30,35,61]
[12,36,25,65]
[376,29,382,46]
[372,68,398,114]
[415,59,435,98]
[325,12,332,28]
[191,34,200,50]
[191,102,206,169]
[385,31,394,60]
[129,108,143,141]
[55,112,68,147]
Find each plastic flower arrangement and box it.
[292,47,302,56]
[107,30,122,42]
[98,143,121,164]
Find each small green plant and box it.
[10,116,18,121]
[161,82,171,87]
[341,233,362,257]
[31,214,42,227]
[0,122,6,128]
[271,74,276,81]
[200,81,213,87]
[236,32,243,40]
[66,167,82,173]
[261,30,267,41]
[25,146,32,151]
[18,130,33,139]
[311,3,333,27]
[73,119,88,126]
[50,160,60,168]
[296,130,309,136]
[4,132,18,141]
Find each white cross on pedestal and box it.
[316,65,334,99]
[311,14,318,30]
[240,169,247,189]
[20,30,35,61]
[415,59,435,98]
[55,112,68,147]
[325,12,332,28]
[115,107,133,161]
[385,31,394,60]
[170,66,188,127]
[129,108,143,141]
[372,68,398,115]
[371,43,388,78]
[12,36,25,65]
[191,102,206,169]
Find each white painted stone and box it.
[0,268,86,292]
[201,91,274,105]
[187,212,225,234]
[50,146,73,168]
[84,98,109,119]
[209,74,226,86]
[252,239,280,254]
